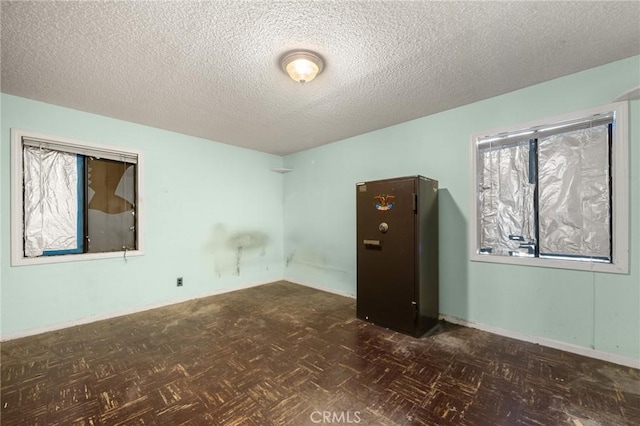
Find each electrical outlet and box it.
[177,277,183,287]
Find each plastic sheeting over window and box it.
[12,128,144,266]
[22,147,137,258]
[476,122,612,262]
[538,125,611,261]
[23,146,82,257]
[470,102,628,273]
[478,140,536,256]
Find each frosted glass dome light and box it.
[281,51,324,84]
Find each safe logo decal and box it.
[374,194,395,211]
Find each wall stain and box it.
[285,247,327,269]
[206,224,269,277]
[285,251,296,267]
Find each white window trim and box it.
[11,129,145,266]
[469,102,629,274]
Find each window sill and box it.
[11,250,144,267]
[470,252,629,274]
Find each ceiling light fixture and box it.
[281,51,324,84]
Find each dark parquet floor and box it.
[1,281,638,425]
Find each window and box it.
[470,102,629,273]
[11,129,144,266]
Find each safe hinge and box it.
[412,193,417,213]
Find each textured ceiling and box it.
[2,1,639,155]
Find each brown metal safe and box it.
[356,176,439,337]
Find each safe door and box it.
[356,177,417,335]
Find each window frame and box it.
[469,102,629,274]
[10,129,145,266]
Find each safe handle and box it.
[363,239,381,246]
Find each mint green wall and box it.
[1,94,284,337]
[283,56,640,359]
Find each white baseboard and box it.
[440,314,640,369]
[0,279,272,342]
[284,278,356,299]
